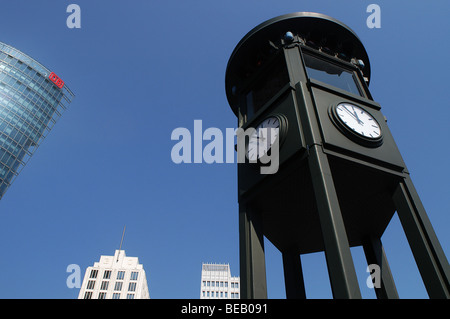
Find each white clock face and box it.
[335,103,381,139]
[247,116,280,161]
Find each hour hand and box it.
[351,109,364,125]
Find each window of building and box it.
[128,282,136,292]
[203,281,206,286]
[98,292,106,299]
[103,270,111,279]
[114,282,123,291]
[112,293,121,299]
[89,269,98,279]
[127,293,135,299]
[302,52,362,97]
[117,271,125,280]
[100,281,109,291]
[84,291,92,299]
[130,271,138,280]
[86,280,96,290]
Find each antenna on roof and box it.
[117,225,126,262]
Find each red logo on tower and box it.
[49,72,64,89]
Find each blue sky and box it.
[0,0,448,299]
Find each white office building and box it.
[78,250,150,299]
[200,263,240,299]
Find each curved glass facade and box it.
[0,42,74,199]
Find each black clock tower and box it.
[225,12,449,299]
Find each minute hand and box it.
[352,108,364,124]
[342,106,363,124]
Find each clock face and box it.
[335,103,382,139]
[247,116,281,161]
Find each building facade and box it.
[200,263,240,299]
[0,42,73,199]
[78,250,150,299]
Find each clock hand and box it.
[342,106,360,122]
[343,106,364,125]
[352,109,364,125]
[258,128,266,142]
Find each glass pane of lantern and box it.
[246,54,290,119]
[303,53,362,97]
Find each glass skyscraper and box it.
[0,42,73,199]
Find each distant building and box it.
[200,263,240,299]
[78,250,150,299]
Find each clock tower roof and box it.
[225,12,371,116]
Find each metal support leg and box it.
[282,251,306,299]
[362,236,399,299]
[239,203,268,299]
[308,145,362,299]
[393,178,450,298]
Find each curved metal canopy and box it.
[225,12,371,115]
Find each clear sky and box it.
[0,0,448,299]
